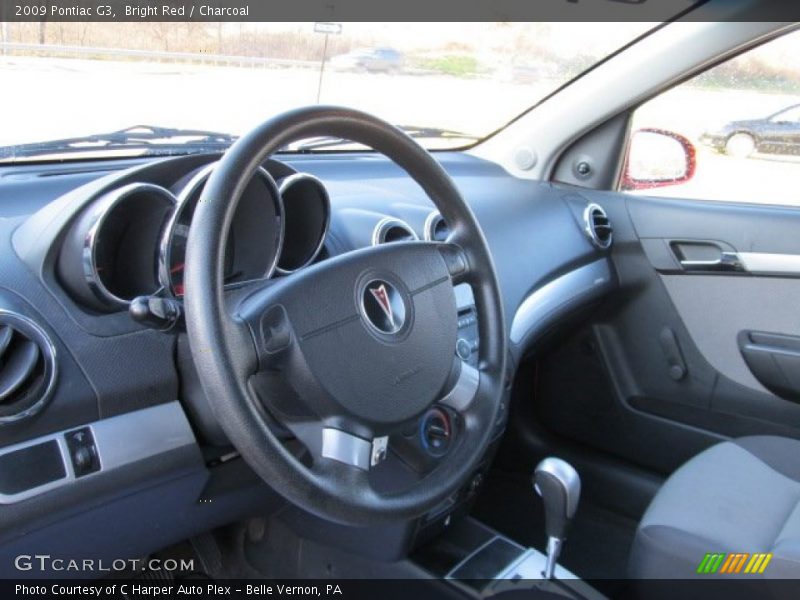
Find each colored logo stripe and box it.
[697,553,725,574]
[697,553,773,575]
[719,553,748,574]
[744,553,773,574]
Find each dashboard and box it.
[0,149,616,572]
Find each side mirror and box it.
[620,128,696,191]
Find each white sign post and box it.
[314,22,343,35]
[314,22,343,103]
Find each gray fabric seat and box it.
[629,436,800,579]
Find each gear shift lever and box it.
[533,457,581,579]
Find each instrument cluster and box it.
[57,161,331,312]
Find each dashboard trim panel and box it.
[510,259,613,345]
[0,401,196,504]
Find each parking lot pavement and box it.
[633,148,800,207]
[0,55,550,146]
[3,55,800,207]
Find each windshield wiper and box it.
[1,123,479,161]
[292,125,480,152]
[0,125,238,161]
[396,125,481,141]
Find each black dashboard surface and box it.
[1,151,609,444]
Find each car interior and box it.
[2,7,800,598]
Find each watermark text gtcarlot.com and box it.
[14,554,195,573]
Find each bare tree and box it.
[0,0,9,48]
[37,0,50,44]
[183,22,206,53]
[151,22,171,51]
[77,22,90,46]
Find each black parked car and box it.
[700,103,800,157]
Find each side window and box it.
[621,29,800,205]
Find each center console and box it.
[410,455,604,599]
[413,517,604,599]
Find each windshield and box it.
[0,22,654,162]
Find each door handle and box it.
[679,251,745,273]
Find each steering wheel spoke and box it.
[285,417,390,471]
[312,454,377,501]
[320,426,390,470]
[440,358,480,413]
[248,364,392,473]
[439,241,472,285]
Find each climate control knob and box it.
[420,407,452,457]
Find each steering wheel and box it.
[184,106,506,525]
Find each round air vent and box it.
[0,311,57,424]
[424,211,450,242]
[583,203,613,249]
[371,217,419,245]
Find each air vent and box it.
[583,203,613,249]
[424,211,450,242]
[372,217,419,245]
[0,312,57,424]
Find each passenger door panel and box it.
[629,196,800,399]
[536,190,800,475]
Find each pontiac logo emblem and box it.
[361,280,406,334]
[369,284,394,322]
